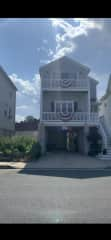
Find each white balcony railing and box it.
[42,78,89,90]
[42,112,99,123]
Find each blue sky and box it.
[0,18,111,122]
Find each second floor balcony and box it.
[42,78,89,91]
[42,112,99,126]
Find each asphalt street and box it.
[0,168,111,223]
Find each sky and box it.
[0,18,111,122]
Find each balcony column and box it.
[38,122,46,154]
[84,125,89,155]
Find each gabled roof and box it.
[0,66,17,91]
[39,56,90,74]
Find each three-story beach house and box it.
[39,56,99,154]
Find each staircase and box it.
[98,117,111,160]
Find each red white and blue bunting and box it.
[60,79,72,88]
[57,112,73,121]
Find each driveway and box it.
[1,152,111,170]
[21,152,111,169]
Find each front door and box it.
[55,101,74,113]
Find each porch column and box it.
[84,125,89,155]
[38,122,46,154]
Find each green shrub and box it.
[0,136,37,158]
[30,142,41,159]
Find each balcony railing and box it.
[42,112,99,123]
[42,78,89,90]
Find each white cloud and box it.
[10,73,41,121]
[48,48,54,57]
[53,41,76,60]
[16,105,29,110]
[40,59,50,64]
[10,73,40,97]
[49,18,103,61]
[16,114,25,122]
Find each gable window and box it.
[61,73,69,79]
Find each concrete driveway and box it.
[23,152,111,169]
[1,151,111,170]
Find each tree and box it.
[25,116,35,122]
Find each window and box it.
[68,103,72,112]
[62,103,66,113]
[44,71,49,79]
[74,102,78,112]
[8,107,12,119]
[51,101,54,112]
[4,110,7,117]
[61,73,69,79]
[56,103,61,112]
[73,73,77,79]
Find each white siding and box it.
[43,91,88,112]
[0,69,16,133]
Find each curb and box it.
[0,167,111,171]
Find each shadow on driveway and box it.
[18,168,111,179]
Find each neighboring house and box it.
[99,74,111,136]
[38,56,99,154]
[0,66,17,136]
[15,119,39,139]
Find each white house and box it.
[0,66,17,136]
[99,74,111,133]
[38,56,101,155]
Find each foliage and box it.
[30,142,41,159]
[0,136,36,156]
[0,136,41,160]
[87,127,102,156]
[25,116,36,122]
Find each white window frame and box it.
[54,100,74,113]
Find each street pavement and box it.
[0,168,111,223]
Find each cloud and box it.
[9,73,41,121]
[48,18,104,61]
[16,105,29,110]
[10,73,40,97]
[40,59,50,64]
[16,114,25,122]
[48,48,54,57]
